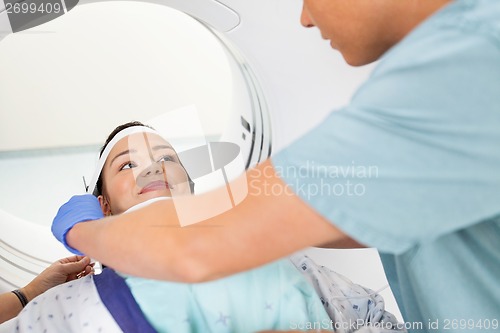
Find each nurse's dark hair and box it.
[95,121,195,195]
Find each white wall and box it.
[0,148,98,225]
[0,1,233,152]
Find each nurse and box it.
[52,0,500,332]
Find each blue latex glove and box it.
[52,194,104,255]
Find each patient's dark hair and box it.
[95,121,194,196]
[99,121,153,158]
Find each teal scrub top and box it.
[272,0,500,332]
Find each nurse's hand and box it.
[51,194,104,254]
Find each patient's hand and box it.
[21,255,94,302]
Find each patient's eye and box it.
[158,155,176,163]
[120,161,137,171]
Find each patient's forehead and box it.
[105,133,174,165]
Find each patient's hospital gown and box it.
[15,255,403,333]
[15,258,329,332]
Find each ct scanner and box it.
[0,0,402,327]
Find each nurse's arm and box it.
[66,160,362,282]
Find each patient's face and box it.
[99,133,191,215]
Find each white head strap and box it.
[86,126,159,196]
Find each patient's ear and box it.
[98,195,112,216]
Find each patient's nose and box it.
[140,161,164,178]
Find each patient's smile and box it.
[140,180,172,194]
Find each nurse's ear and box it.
[97,195,112,216]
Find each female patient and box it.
[17,122,401,333]
[15,122,331,333]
